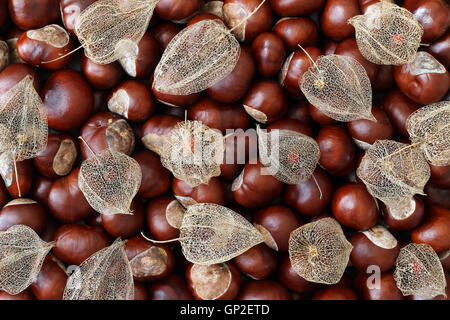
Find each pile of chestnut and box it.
[0,0,448,301]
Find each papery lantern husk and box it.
[0,225,54,295]
[63,238,134,300]
[394,243,447,299]
[288,218,353,285]
[406,101,450,166]
[300,54,375,122]
[348,1,423,66]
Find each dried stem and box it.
[13,157,20,198]
[228,0,267,33]
[140,230,183,244]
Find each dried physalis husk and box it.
[257,126,320,184]
[160,120,224,187]
[74,0,157,65]
[153,19,241,95]
[356,139,431,219]
[177,203,264,265]
[288,218,353,285]
[406,101,450,166]
[0,75,48,162]
[300,54,375,122]
[394,243,446,299]
[409,51,446,76]
[78,149,142,215]
[63,238,134,300]
[0,225,54,295]
[348,1,423,65]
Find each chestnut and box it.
[155,0,202,21]
[101,197,145,238]
[221,130,256,181]
[172,177,226,207]
[186,262,241,300]
[17,24,74,70]
[146,196,184,241]
[0,290,34,300]
[223,0,273,42]
[411,206,450,253]
[118,32,160,78]
[273,17,319,51]
[42,69,94,131]
[207,47,255,103]
[278,254,321,294]
[0,179,8,208]
[108,80,155,122]
[317,125,356,176]
[8,0,60,30]
[124,235,174,282]
[279,47,322,97]
[284,167,333,216]
[429,163,450,188]
[30,255,68,300]
[332,182,379,230]
[30,175,53,209]
[0,199,46,234]
[151,73,201,108]
[373,65,395,92]
[33,133,77,178]
[347,107,394,149]
[134,282,148,300]
[80,112,135,159]
[133,150,171,199]
[232,161,284,208]
[312,284,358,300]
[233,244,277,280]
[394,58,449,105]
[321,38,339,55]
[151,22,181,51]
[2,158,33,198]
[354,271,404,300]
[251,32,286,77]
[242,80,288,123]
[285,100,315,127]
[149,274,193,300]
[0,63,40,96]
[270,0,325,16]
[308,103,335,125]
[403,0,450,43]
[81,54,124,90]
[268,119,314,138]
[52,224,111,265]
[425,182,450,209]
[253,205,301,251]
[237,280,292,300]
[60,0,96,35]
[359,0,384,13]
[48,168,95,223]
[382,196,425,231]
[321,0,360,40]
[188,96,251,134]
[427,31,450,69]
[141,114,182,154]
[381,89,420,137]
[350,225,400,272]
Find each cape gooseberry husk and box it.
[394,243,447,299]
[0,225,54,295]
[74,0,158,65]
[63,238,134,300]
[78,148,142,215]
[159,120,225,188]
[356,139,431,219]
[288,218,353,285]
[348,1,423,66]
[300,54,375,122]
[406,101,450,166]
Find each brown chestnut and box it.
[134,282,148,300]
[133,150,171,199]
[101,197,145,238]
[0,63,40,96]
[427,31,450,69]
[1,158,33,198]
[270,0,325,16]
[273,17,318,51]
[151,73,201,108]
[429,163,450,188]
[81,54,124,90]
[30,175,53,209]
[0,199,46,234]
[382,196,425,231]
[0,179,8,209]
[30,255,68,300]
[268,119,314,138]
[149,274,193,300]
[312,284,358,300]
[155,0,202,21]
[141,114,182,154]
[52,224,110,265]
[233,244,277,280]
[321,0,360,40]
[146,196,184,241]
[151,22,181,51]
[186,262,241,300]
[308,103,335,125]
[354,271,404,300]
[285,100,315,127]
[278,254,321,294]
[251,32,286,77]
[411,206,450,253]
[8,0,60,30]
[237,280,292,300]
[332,182,379,230]
[60,0,96,35]
[172,177,226,207]
[0,290,34,300]
[425,182,450,209]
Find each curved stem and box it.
[140,230,182,244]
[13,157,20,198]
[228,0,267,33]
[41,45,84,64]
[311,173,323,200]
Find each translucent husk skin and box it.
[406,101,450,166]
[300,54,375,122]
[288,218,353,285]
[0,225,54,295]
[78,149,142,215]
[178,203,264,265]
[153,19,241,95]
[348,1,424,65]
[63,239,134,300]
[74,0,157,64]
[394,243,447,299]
[356,139,431,219]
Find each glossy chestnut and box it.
[0,199,46,234]
[52,224,111,265]
[221,130,256,181]
[30,255,68,300]
[429,163,450,188]
[172,177,226,207]
[133,150,171,199]
[42,69,94,131]
[233,244,277,280]
[354,271,404,300]
[0,290,34,300]
[155,0,202,21]
[2,159,33,198]
[0,179,7,208]
[411,206,450,253]
[270,0,325,16]
[278,254,321,294]
[141,114,182,154]
[308,103,335,125]
[312,284,358,300]
[427,31,450,69]
[0,63,39,96]
[332,182,379,230]
[151,73,201,108]
[101,197,145,238]
[273,17,318,51]
[373,65,395,91]
[186,262,241,300]
[268,119,314,138]
[8,0,60,30]
[285,100,315,127]
[251,32,286,77]
[30,175,53,209]
[60,0,96,34]
[382,196,425,231]
[81,54,124,90]
[146,196,184,241]
[151,22,181,51]
[425,182,450,209]
[237,280,292,300]
[149,274,193,300]
[321,0,360,40]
